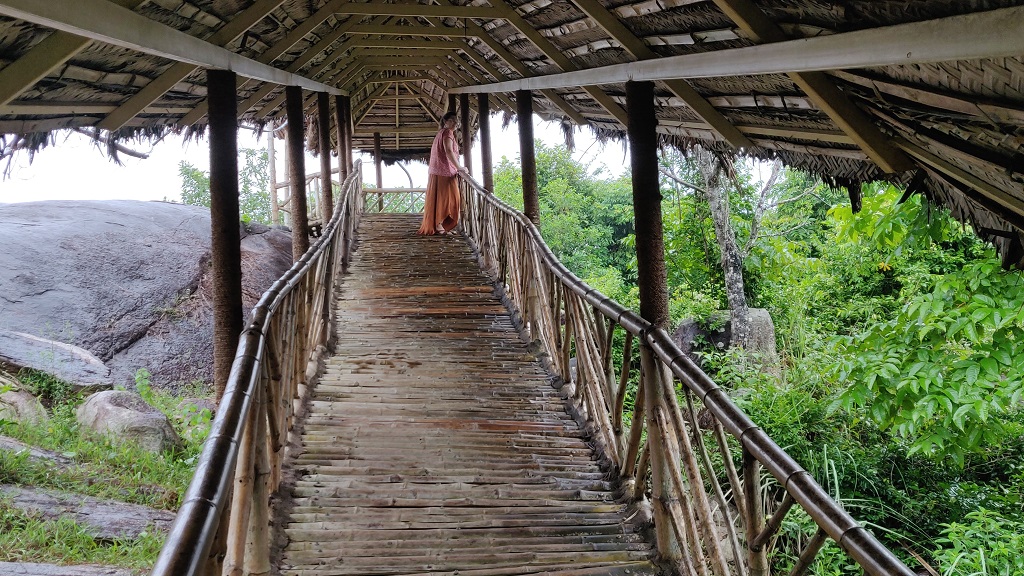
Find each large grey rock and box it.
[0,389,48,426]
[0,485,176,540]
[674,308,779,372]
[76,390,182,453]
[0,563,134,576]
[0,200,293,390]
[0,330,112,391]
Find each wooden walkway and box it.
[278,214,662,576]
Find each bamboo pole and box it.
[245,382,272,576]
[743,447,769,576]
[223,385,256,575]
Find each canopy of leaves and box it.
[178,148,272,224]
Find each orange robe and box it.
[418,128,461,235]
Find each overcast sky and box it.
[0,115,630,204]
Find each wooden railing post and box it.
[743,448,769,576]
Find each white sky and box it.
[0,115,630,203]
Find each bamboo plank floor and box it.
[279,214,662,576]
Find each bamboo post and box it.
[516,90,539,225]
[245,382,272,576]
[460,92,472,176]
[640,347,681,563]
[317,92,334,222]
[374,132,383,193]
[286,85,309,262]
[744,447,769,576]
[223,389,256,575]
[206,68,242,403]
[479,93,493,193]
[268,130,279,225]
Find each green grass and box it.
[0,369,214,569]
[0,497,161,569]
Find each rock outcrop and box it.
[0,389,48,426]
[0,200,292,391]
[76,390,182,453]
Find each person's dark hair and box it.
[440,111,457,126]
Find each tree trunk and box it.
[697,150,750,348]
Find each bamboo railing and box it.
[457,175,916,576]
[363,187,427,213]
[150,161,364,576]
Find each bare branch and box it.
[72,128,151,162]
[659,167,707,195]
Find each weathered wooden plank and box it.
[277,214,661,576]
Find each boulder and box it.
[0,485,176,541]
[673,308,780,372]
[0,330,112,392]
[0,389,48,426]
[0,200,293,391]
[76,390,182,453]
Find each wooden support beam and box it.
[335,94,349,181]
[488,0,628,125]
[336,4,500,18]
[317,92,335,221]
[374,132,383,189]
[0,0,342,96]
[517,90,539,226]
[568,0,751,148]
[709,0,911,171]
[354,83,392,126]
[97,0,286,131]
[0,0,145,107]
[285,86,310,261]
[463,20,587,125]
[479,93,494,193]
[206,68,242,401]
[179,1,363,126]
[461,92,473,176]
[350,38,462,50]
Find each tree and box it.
[178,148,272,225]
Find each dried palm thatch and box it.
[0,0,1021,265]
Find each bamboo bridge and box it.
[151,165,916,576]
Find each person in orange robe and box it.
[418,112,467,235]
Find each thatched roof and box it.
[0,0,1022,265]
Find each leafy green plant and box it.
[16,368,74,406]
[932,509,1024,576]
[832,258,1024,465]
[179,147,272,224]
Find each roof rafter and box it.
[567,0,752,149]
[710,0,912,171]
[486,0,628,125]
[0,0,146,107]
[0,0,342,96]
[337,4,500,18]
[97,0,287,131]
[177,0,362,126]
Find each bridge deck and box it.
[278,214,662,576]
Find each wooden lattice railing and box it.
[458,175,916,576]
[363,187,427,213]
[150,162,364,576]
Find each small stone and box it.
[76,390,182,453]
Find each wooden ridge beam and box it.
[710,0,910,170]
[336,4,500,18]
[569,0,751,148]
[0,0,342,95]
[97,0,287,131]
[0,0,145,107]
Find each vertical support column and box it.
[335,94,349,182]
[460,92,472,176]
[517,89,538,225]
[479,93,493,193]
[317,92,334,222]
[345,95,355,174]
[268,128,279,225]
[206,68,242,404]
[447,93,457,115]
[626,79,679,564]
[286,85,309,262]
[374,132,383,211]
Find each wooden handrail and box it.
[456,174,916,576]
[151,161,364,576]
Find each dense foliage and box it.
[494,143,1024,575]
[178,147,272,224]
